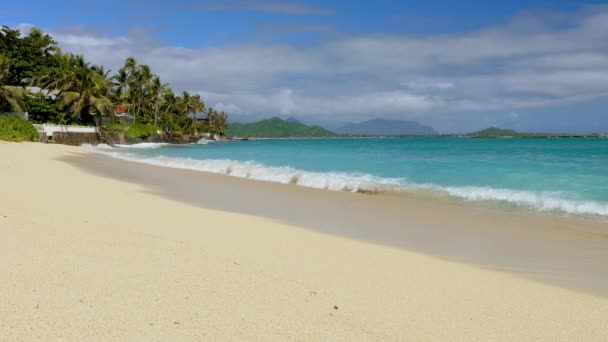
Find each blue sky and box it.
[2,0,608,132]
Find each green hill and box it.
[468,127,518,137]
[227,117,336,138]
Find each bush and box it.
[0,116,39,142]
[125,124,161,138]
[103,123,161,138]
[24,93,73,124]
[104,123,129,132]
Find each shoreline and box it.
[92,141,608,223]
[74,145,608,297]
[2,142,608,340]
[89,141,608,218]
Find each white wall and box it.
[33,124,98,137]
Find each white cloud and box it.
[30,6,608,127]
[402,81,454,91]
[15,23,35,33]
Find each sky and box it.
[1,0,608,133]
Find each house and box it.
[26,86,60,100]
[101,105,135,125]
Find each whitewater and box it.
[84,137,608,217]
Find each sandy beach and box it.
[2,142,608,341]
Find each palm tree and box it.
[205,107,216,134]
[0,54,26,112]
[147,75,167,125]
[111,67,129,101]
[159,90,191,133]
[91,65,112,99]
[124,57,137,74]
[182,92,204,116]
[214,110,229,136]
[191,94,205,115]
[32,51,72,91]
[130,64,152,119]
[160,89,179,116]
[32,53,112,126]
[181,91,192,114]
[205,108,229,136]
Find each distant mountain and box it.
[468,127,518,137]
[334,118,438,136]
[227,117,337,138]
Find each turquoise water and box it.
[89,137,608,216]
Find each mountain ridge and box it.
[227,117,336,138]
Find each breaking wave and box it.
[115,143,169,149]
[83,144,608,217]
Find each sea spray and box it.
[114,143,169,149]
[82,141,608,217]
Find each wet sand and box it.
[2,142,608,340]
[69,149,608,297]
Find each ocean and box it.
[87,137,608,217]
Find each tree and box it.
[107,56,229,135]
[182,91,204,116]
[160,89,179,117]
[129,64,152,119]
[0,26,60,85]
[32,53,112,126]
[214,110,229,136]
[148,75,167,125]
[205,107,229,136]
[111,67,129,101]
[180,91,192,114]
[1,26,231,128]
[175,91,204,135]
[0,54,26,112]
[24,92,70,124]
[158,89,184,132]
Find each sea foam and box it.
[83,144,608,217]
[115,142,169,149]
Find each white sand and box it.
[1,142,607,341]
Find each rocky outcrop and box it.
[100,131,125,145]
[52,132,99,145]
[147,133,165,143]
[124,136,144,144]
[165,133,197,144]
[48,129,193,146]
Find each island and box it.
[227,117,336,138]
[467,127,606,138]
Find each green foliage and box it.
[32,53,112,126]
[227,117,336,138]
[0,116,38,142]
[205,108,229,136]
[24,92,72,124]
[104,123,129,132]
[125,124,161,138]
[0,54,27,112]
[1,26,230,133]
[103,123,161,138]
[0,26,60,85]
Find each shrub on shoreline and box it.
[0,116,39,142]
[104,123,129,133]
[103,123,161,139]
